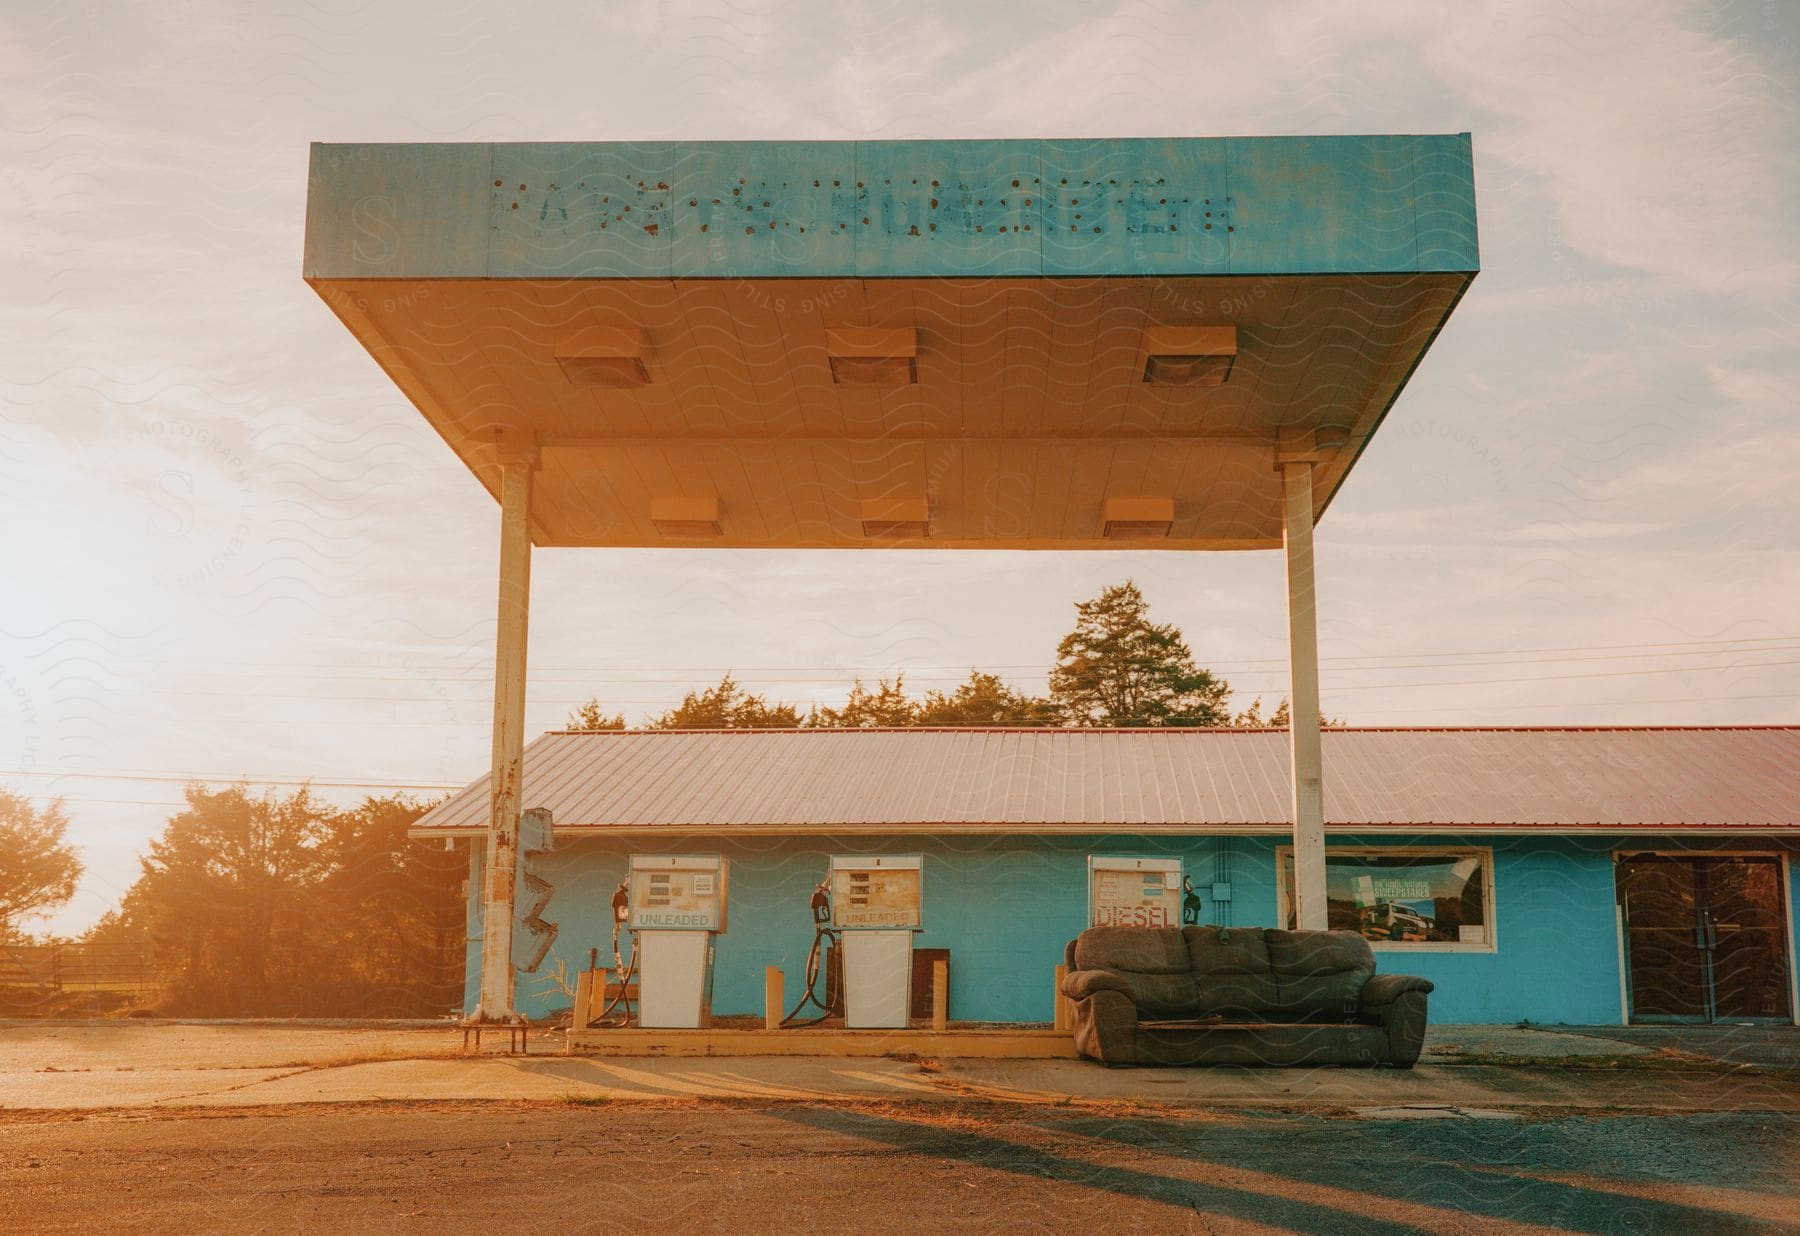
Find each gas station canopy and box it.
[305,136,1478,550]
[303,136,1481,1013]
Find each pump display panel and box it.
[828,855,923,929]
[1088,856,1183,928]
[627,855,729,931]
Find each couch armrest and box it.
[1069,988,1141,1065]
[1060,968,1139,1004]
[1359,973,1435,1008]
[1359,978,1433,1067]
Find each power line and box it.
[1339,691,1800,716]
[10,686,1796,801]
[0,769,460,790]
[121,633,1800,675]
[32,796,220,808]
[21,690,1800,805]
[110,640,1800,686]
[95,656,1800,706]
[1319,658,1800,692]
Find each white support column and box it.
[474,444,536,1021]
[1281,459,1329,930]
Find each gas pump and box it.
[783,855,924,1029]
[1087,856,1201,928]
[623,854,729,1028]
[829,855,923,1029]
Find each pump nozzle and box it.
[609,881,630,973]
[784,877,838,1027]
[1181,875,1203,926]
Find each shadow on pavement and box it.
[1056,1111,1795,1231]
[776,1105,1402,1231]
[774,1104,1796,1233]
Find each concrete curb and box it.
[4,1055,1797,1115]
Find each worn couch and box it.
[1060,925,1434,1067]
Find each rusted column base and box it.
[461,1016,531,1056]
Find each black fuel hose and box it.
[781,922,838,1027]
[590,918,639,1027]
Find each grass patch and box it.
[558,1091,611,1107]
[267,1047,463,1070]
[1431,1047,1776,1074]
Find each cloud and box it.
[2,0,1798,938]
[1424,0,1799,294]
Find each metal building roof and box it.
[410,726,1799,836]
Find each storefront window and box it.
[1280,848,1494,949]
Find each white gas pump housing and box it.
[829,855,923,1030]
[1088,855,1183,929]
[627,854,728,1028]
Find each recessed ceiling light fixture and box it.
[1102,497,1175,540]
[556,327,650,387]
[1140,325,1236,387]
[860,497,930,538]
[826,327,918,385]
[650,496,722,537]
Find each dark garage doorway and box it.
[1617,854,1793,1024]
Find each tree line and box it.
[1,579,1322,1016]
[2,786,461,1018]
[568,581,1304,731]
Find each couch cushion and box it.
[1074,926,1190,974]
[1072,927,1198,1018]
[1182,926,1280,1017]
[1264,930,1376,1021]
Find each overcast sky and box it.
[2,0,1796,936]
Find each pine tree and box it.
[0,789,81,941]
[96,786,465,1016]
[649,674,801,729]
[1048,581,1231,727]
[1233,696,1290,727]
[809,676,918,727]
[118,785,330,1014]
[566,699,627,731]
[915,670,1057,726]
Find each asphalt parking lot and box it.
[3,1101,1797,1233]
[2,1022,1794,1232]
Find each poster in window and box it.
[1286,852,1488,945]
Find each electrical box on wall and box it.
[829,855,924,930]
[627,854,729,931]
[1088,855,1183,928]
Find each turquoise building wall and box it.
[464,834,1798,1027]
